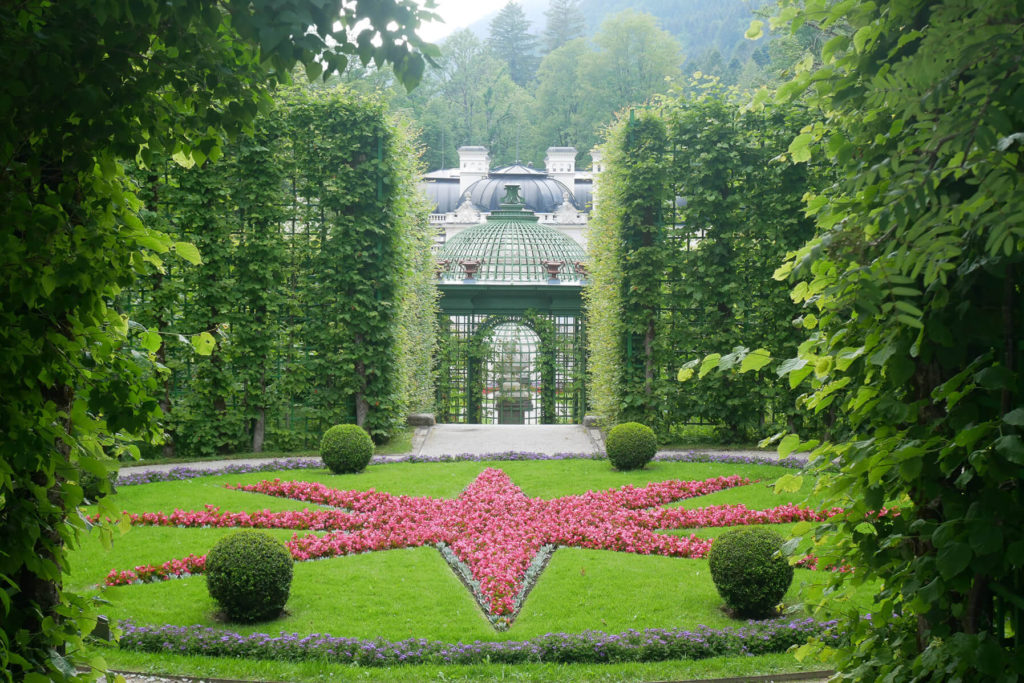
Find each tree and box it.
[542,0,586,54]
[0,1,433,679]
[692,0,1024,677]
[489,1,539,87]
[531,39,592,154]
[430,30,529,166]
[580,10,683,140]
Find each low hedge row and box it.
[117,618,838,666]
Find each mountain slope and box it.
[466,0,769,61]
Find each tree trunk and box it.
[252,406,265,453]
[354,333,369,427]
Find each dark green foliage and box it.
[205,531,294,623]
[685,0,1024,677]
[708,528,792,619]
[1,0,433,677]
[606,422,658,470]
[596,113,670,429]
[663,83,820,441]
[320,424,374,474]
[768,0,1024,677]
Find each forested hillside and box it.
[469,0,771,67]
[343,0,796,172]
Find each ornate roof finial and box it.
[501,184,523,205]
[459,258,483,279]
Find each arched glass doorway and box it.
[436,312,585,425]
[483,322,541,424]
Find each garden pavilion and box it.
[434,184,587,425]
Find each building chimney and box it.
[458,146,490,195]
[590,147,604,211]
[544,146,577,191]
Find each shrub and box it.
[320,424,374,474]
[708,527,793,619]
[605,422,657,470]
[205,531,293,622]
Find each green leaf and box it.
[305,60,323,82]
[975,365,1014,390]
[781,537,801,556]
[789,366,814,389]
[854,522,876,535]
[759,431,786,449]
[1002,408,1024,426]
[788,133,813,163]
[994,435,1024,464]
[969,525,1003,556]
[677,367,694,382]
[852,24,876,53]
[171,150,196,169]
[745,20,764,40]
[936,542,972,580]
[140,330,161,353]
[739,348,772,373]
[776,357,807,377]
[698,353,722,379]
[778,433,801,458]
[135,233,170,253]
[932,522,958,548]
[190,331,216,356]
[894,300,923,317]
[172,241,202,265]
[774,473,803,494]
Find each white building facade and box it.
[420,145,601,249]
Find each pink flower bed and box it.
[104,469,836,618]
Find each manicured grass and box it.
[69,459,853,680]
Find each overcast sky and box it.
[417,0,512,42]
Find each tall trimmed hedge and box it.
[586,83,820,439]
[128,87,437,455]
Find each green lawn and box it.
[70,459,858,681]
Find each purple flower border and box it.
[116,451,805,487]
[117,617,838,666]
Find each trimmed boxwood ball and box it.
[205,530,293,622]
[320,423,374,474]
[605,422,657,470]
[708,527,793,619]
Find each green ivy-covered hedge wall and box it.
[129,87,436,455]
[586,82,820,440]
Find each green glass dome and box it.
[437,185,586,284]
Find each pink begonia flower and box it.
[104,469,842,618]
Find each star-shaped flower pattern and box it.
[105,469,837,622]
